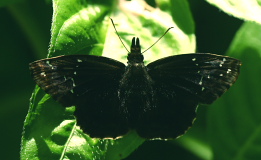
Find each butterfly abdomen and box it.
[119,62,155,127]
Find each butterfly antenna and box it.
[110,18,130,53]
[141,27,174,54]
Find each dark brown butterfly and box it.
[29,37,241,139]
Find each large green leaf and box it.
[208,22,261,159]
[206,0,261,24]
[21,0,195,159]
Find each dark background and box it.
[0,0,242,159]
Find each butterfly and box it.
[29,37,241,139]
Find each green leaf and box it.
[21,0,195,159]
[102,0,195,64]
[208,22,261,159]
[206,0,261,24]
[48,0,111,57]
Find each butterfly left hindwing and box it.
[29,55,129,138]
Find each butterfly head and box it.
[127,37,144,63]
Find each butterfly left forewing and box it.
[30,55,129,138]
[29,55,125,106]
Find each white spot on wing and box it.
[46,61,53,67]
[192,58,196,61]
[219,60,225,67]
[71,78,76,87]
[77,59,83,62]
[199,76,203,85]
[40,72,46,77]
[227,69,231,73]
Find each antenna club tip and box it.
[167,27,174,31]
[109,17,114,23]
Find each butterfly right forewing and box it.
[147,53,241,104]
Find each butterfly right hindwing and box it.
[135,82,199,139]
